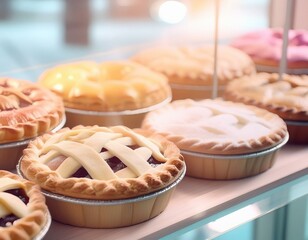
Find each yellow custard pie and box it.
[224,73,308,143]
[19,125,185,227]
[142,99,288,179]
[132,45,255,100]
[38,60,171,128]
[0,170,50,240]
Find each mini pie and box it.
[132,45,256,86]
[141,99,288,179]
[20,125,185,200]
[0,170,49,240]
[224,73,308,121]
[38,60,171,112]
[0,77,65,144]
[231,28,308,71]
[141,99,288,155]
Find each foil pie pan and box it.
[170,83,225,101]
[17,167,185,229]
[181,134,289,180]
[285,120,308,144]
[64,97,171,129]
[0,117,66,170]
[33,211,52,240]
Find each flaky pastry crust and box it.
[0,171,49,240]
[132,45,256,86]
[20,125,185,200]
[0,78,65,144]
[38,61,171,112]
[141,99,288,155]
[224,73,308,121]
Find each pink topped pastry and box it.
[231,28,308,73]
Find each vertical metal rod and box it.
[279,0,295,80]
[212,0,220,99]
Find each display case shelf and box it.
[43,144,308,240]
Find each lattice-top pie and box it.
[0,170,49,240]
[38,61,171,112]
[224,73,308,121]
[20,125,185,200]
[141,99,288,155]
[0,77,65,144]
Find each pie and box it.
[142,98,288,155]
[141,99,288,179]
[132,45,255,99]
[38,60,171,112]
[230,28,308,73]
[224,73,308,143]
[19,125,185,200]
[0,170,49,240]
[224,73,308,121]
[0,77,65,144]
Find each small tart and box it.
[0,78,65,144]
[0,170,49,240]
[20,125,185,200]
[38,60,171,112]
[224,73,308,121]
[141,99,288,155]
[132,45,255,86]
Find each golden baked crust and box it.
[141,99,288,155]
[20,125,185,200]
[0,78,65,144]
[132,45,256,86]
[224,73,308,121]
[38,61,171,112]
[0,170,49,240]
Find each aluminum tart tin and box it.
[17,165,185,228]
[285,120,308,144]
[0,117,66,170]
[33,211,52,240]
[256,65,308,74]
[181,134,289,180]
[170,83,225,100]
[64,97,172,129]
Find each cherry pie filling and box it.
[46,145,163,178]
[0,188,29,227]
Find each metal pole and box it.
[212,0,220,99]
[279,0,295,80]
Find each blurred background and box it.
[0,0,271,76]
[1,0,307,77]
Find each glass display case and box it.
[0,1,307,239]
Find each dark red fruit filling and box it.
[0,188,29,227]
[71,146,163,178]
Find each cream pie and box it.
[132,45,255,100]
[0,170,50,240]
[0,77,65,144]
[224,73,308,143]
[19,125,185,227]
[38,61,171,128]
[142,99,288,179]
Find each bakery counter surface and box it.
[44,145,308,240]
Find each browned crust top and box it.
[224,73,308,121]
[0,78,65,144]
[20,126,185,200]
[0,170,49,240]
